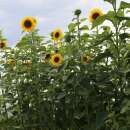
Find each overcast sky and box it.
[0,0,129,46]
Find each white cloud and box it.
[0,0,130,46]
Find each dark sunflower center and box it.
[55,32,60,38]
[24,20,32,28]
[92,13,100,20]
[54,57,60,63]
[83,56,88,62]
[11,60,15,64]
[0,42,5,48]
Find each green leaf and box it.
[125,88,130,95]
[93,49,113,63]
[125,20,130,27]
[106,11,118,26]
[117,16,130,21]
[81,33,89,40]
[74,112,85,120]
[80,25,89,30]
[16,42,29,48]
[80,18,87,22]
[104,0,116,4]
[119,33,130,40]
[92,15,106,29]
[68,23,76,32]
[56,92,66,100]
[120,1,130,9]
[121,99,130,113]
[119,127,127,130]
[96,111,107,129]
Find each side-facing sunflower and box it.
[89,8,104,23]
[23,60,32,65]
[50,53,63,67]
[7,59,15,65]
[0,40,7,49]
[81,54,91,64]
[21,17,37,32]
[51,28,63,41]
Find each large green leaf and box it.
[120,1,130,9]
[68,23,76,32]
[92,15,107,29]
[96,111,107,129]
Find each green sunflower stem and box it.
[96,26,99,35]
[31,31,34,45]
[2,90,8,121]
[77,15,81,49]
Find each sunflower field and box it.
[0,0,130,130]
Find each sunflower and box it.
[21,17,37,32]
[43,54,51,63]
[0,41,7,49]
[81,55,91,64]
[52,28,63,41]
[7,59,15,65]
[23,60,32,65]
[89,8,104,23]
[50,53,63,67]
[32,17,37,25]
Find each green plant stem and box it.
[2,90,8,121]
[77,15,81,48]
[96,26,99,35]
[31,31,34,45]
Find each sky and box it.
[0,0,129,46]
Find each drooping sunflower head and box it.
[0,40,7,49]
[21,17,37,32]
[50,53,63,67]
[51,28,64,41]
[81,54,91,64]
[89,8,104,23]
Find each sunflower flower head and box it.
[23,60,32,65]
[21,17,37,32]
[32,17,37,25]
[81,54,91,64]
[51,28,64,41]
[7,59,15,65]
[0,40,7,49]
[89,8,104,23]
[50,53,63,67]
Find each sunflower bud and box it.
[74,9,81,16]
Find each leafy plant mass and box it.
[0,0,130,130]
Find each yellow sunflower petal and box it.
[7,59,15,65]
[52,28,64,41]
[50,53,63,67]
[21,17,37,32]
[81,55,91,64]
[89,8,104,23]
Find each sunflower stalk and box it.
[77,15,81,50]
